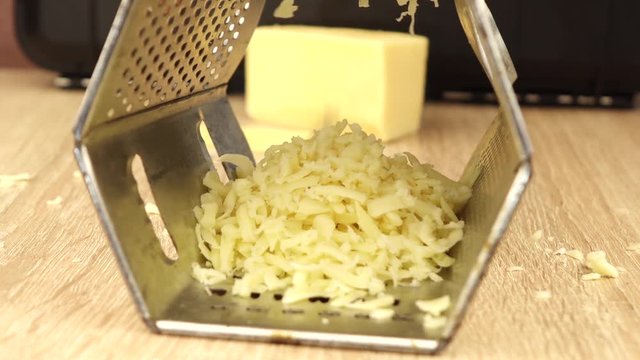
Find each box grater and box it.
[73,0,532,354]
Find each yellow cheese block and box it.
[245,26,428,141]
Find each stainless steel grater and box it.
[73,0,531,354]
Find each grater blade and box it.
[73,0,531,354]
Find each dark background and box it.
[6,0,640,106]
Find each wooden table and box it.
[1,69,639,359]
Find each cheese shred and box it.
[192,121,471,311]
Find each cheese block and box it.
[245,26,428,141]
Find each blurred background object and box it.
[0,0,32,67]
[5,0,640,106]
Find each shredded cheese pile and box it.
[193,120,471,312]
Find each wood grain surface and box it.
[1,69,639,359]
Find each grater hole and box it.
[250,292,261,299]
[273,294,283,301]
[393,299,400,306]
[210,304,227,311]
[392,313,413,322]
[247,306,268,313]
[209,288,227,296]
[354,313,370,319]
[308,297,329,304]
[282,308,304,315]
[318,310,341,318]
[131,155,179,262]
[204,0,212,8]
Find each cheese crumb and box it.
[46,196,63,206]
[144,202,160,215]
[273,0,297,18]
[0,173,32,188]
[507,266,525,272]
[530,230,543,242]
[358,0,370,7]
[535,290,551,300]
[565,249,584,263]
[423,314,447,330]
[321,318,330,325]
[581,273,601,281]
[585,251,619,278]
[73,170,82,179]
[626,243,640,253]
[369,308,395,320]
[415,295,450,316]
[553,247,566,256]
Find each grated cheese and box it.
[274,0,439,34]
[0,173,32,188]
[192,121,471,311]
[507,265,525,272]
[46,196,63,206]
[415,295,450,316]
[273,0,298,19]
[626,243,640,253]
[581,273,601,281]
[553,247,566,256]
[535,290,551,300]
[584,251,618,278]
[565,249,584,263]
[370,308,395,320]
[144,202,160,215]
[423,314,447,330]
[529,230,543,242]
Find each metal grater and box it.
[73,0,531,354]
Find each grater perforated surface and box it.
[83,0,260,133]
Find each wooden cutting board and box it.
[1,69,639,359]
